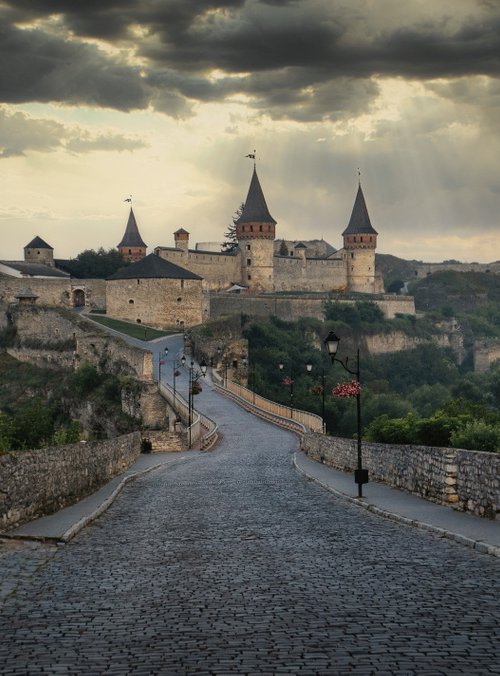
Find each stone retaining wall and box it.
[0,432,141,533]
[301,433,499,519]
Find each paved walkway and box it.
[1,366,499,674]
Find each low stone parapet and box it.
[301,433,499,519]
[0,432,141,533]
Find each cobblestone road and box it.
[1,383,499,675]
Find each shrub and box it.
[451,420,500,453]
[71,364,102,396]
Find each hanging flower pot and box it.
[332,380,361,398]
[282,376,294,386]
[190,382,202,395]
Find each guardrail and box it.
[158,381,218,450]
[212,370,323,436]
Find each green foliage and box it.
[278,240,289,256]
[51,421,81,446]
[324,300,384,327]
[0,324,17,348]
[221,203,244,252]
[451,420,500,453]
[0,412,14,453]
[71,364,102,396]
[10,398,55,450]
[64,247,128,279]
[408,384,452,417]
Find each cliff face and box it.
[364,329,465,363]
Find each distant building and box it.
[155,166,383,294]
[107,253,204,329]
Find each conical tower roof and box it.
[236,167,276,225]
[117,208,147,248]
[342,185,378,236]
[25,236,53,250]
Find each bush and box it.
[451,420,500,453]
[71,364,102,396]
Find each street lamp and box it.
[324,331,368,498]
[306,362,327,434]
[187,359,207,449]
[278,362,294,419]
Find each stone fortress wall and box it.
[5,305,153,380]
[106,276,206,329]
[0,274,106,309]
[155,246,240,292]
[413,260,500,279]
[209,292,416,322]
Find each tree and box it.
[64,247,128,279]
[222,203,244,252]
[278,240,289,256]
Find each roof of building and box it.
[174,228,190,236]
[24,236,53,250]
[294,242,307,249]
[236,167,277,225]
[117,208,147,248]
[0,261,70,278]
[342,184,378,236]
[107,253,202,281]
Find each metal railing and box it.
[212,370,324,435]
[158,381,218,450]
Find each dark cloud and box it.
[0,107,147,157]
[0,0,500,122]
[0,23,150,110]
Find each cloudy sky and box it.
[1,0,499,263]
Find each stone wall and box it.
[0,275,106,309]
[301,433,499,518]
[106,277,205,329]
[474,339,500,372]
[155,247,240,292]
[0,432,141,533]
[7,305,153,380]
[274,256,348,292]
[209,293,416,322]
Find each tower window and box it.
[259,225,262,232]
[246,244,251,251]
[181,279,184,289]
[247,259,251,266]
[128,299,134,304]
[247,274,252,280]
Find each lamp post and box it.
[187,358,207,449]
[278,362,294,419]
[324,331,368,498]
[306,362,327,434]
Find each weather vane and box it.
[124,195,132,204]
[245,150,257,168]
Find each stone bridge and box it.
[0,334,499,674]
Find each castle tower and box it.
[174,228,190,251]
[117,208,147,262]
[342,183,378,293]
[24,236,54,267]
[235,166,276,291]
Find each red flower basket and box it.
[332,380,361,398]
[282,376,294,386]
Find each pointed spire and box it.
[342,184,378,236]
[117,207,147,248]
[236,167,276,225]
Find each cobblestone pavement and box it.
[1,384,499,675]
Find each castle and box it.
[0,164,393,328]
[119,165,384,295]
